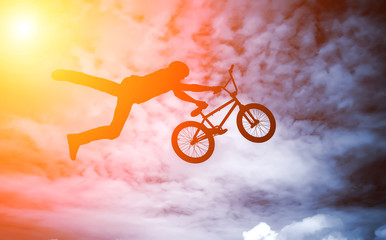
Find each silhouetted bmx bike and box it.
[171,65,276,163]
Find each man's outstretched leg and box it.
[67,97,133,160]
[52,69,121,96]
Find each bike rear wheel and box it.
[171,121,215,163]
[237,103,276,143]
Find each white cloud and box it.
[375,225,386,239]
[277,214,342,240]
[321,234,348,240]
[245,215,347,240]
[243,222,277,240]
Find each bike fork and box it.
[244,109,259,127]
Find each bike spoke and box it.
[177,126,210,158]
[196,142,208,153]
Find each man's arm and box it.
[176,83,222,94]
[173,90,208,109]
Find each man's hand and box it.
[196,101,208,109]
[212,86,222,94]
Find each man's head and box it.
[168,61,189,80]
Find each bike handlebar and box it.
[229,64,234,74]
[191,64,237,118]
[223,64,238,97]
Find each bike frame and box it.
[198,96,243,132]
[173,65,276,163]
[195,65,246,134]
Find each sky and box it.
[0,0,385,239]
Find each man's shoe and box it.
[211,127,227,135]
[67,134,80,161]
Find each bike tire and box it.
[171,121,215,164]
[237,103,276,143]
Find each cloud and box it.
[375,225,386,239]
[243,222,277,240]
[244,213,386,240]
[277,214,342,240]
[0,0,385,239]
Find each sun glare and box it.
[12,18,37,40]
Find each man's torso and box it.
[120,68,177,103]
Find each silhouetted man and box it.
[52,61,221,160]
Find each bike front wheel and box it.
[171,121,215,164]
[237,103,276,143]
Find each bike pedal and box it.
[217,128,228,135]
